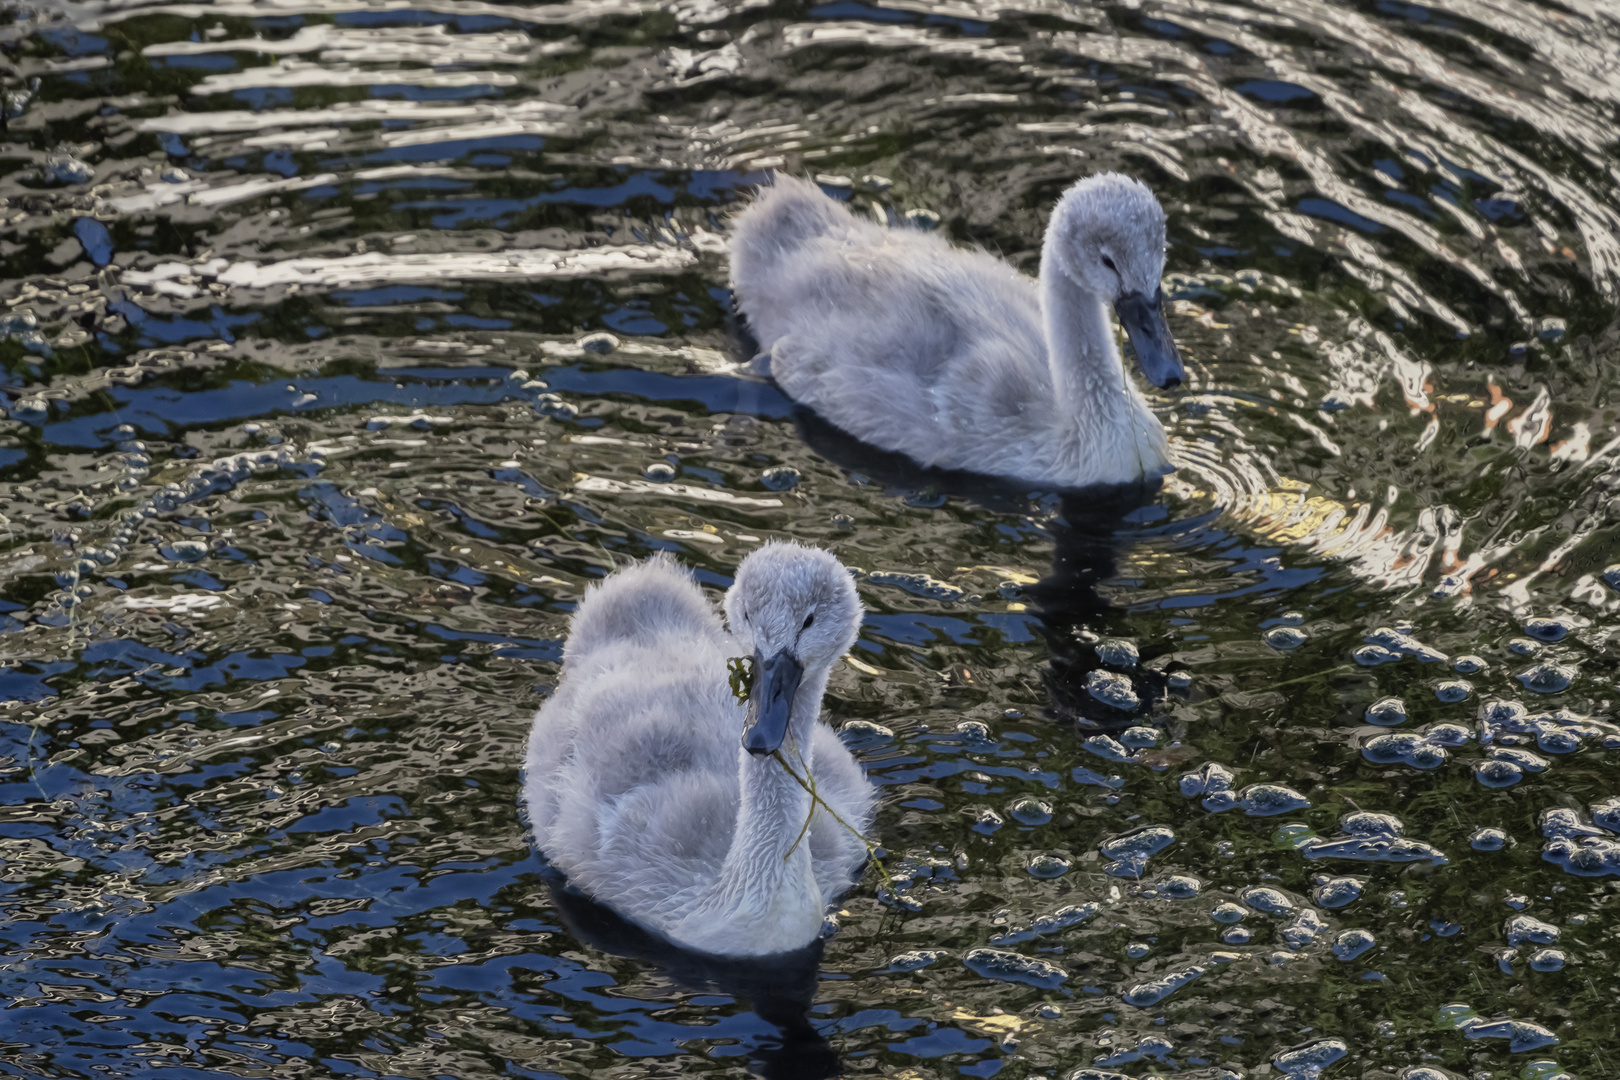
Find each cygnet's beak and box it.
[1114,287,1186,390]
[742,649,803,756]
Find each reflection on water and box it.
[1,0,1618,1076]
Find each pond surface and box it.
[1,0,1619,1077]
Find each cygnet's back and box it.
[730,177,1051,475]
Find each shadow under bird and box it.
[522,542,877,958]
[729,172,1186,491]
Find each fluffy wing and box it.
[806,722,879,902]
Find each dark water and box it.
[1,0,1618,1076]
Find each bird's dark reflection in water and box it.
[791,407,1175,731]
[546,878,839,1080]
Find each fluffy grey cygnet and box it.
[522,542,876,958]
[729,173,1187,490]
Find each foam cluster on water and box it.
[1298,811,1449,866]
[35,428,316,625]
[1179,763,1310,816]
[1540,800,1620,877]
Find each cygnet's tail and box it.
[728,174,851,289]
[564,553,720,666]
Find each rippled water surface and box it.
[2,0,1619,1076]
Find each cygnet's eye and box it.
[801,613,815,631]
[1100,254,1119,275]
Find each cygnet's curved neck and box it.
[695,666,831,943]
[1039,247,1131,419]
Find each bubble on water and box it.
[1241,886,1295,915]
[1399,1064,1460,1079]
[1474,759,1524,788]
[11,396,48,421]
[1603,565,1620,590]
[1124,941,1151,958]
[838,719,893,751]
[1312,876,1365,908]
[962,947,1066,988]
[1471,827,1510,851]
[1365,626,1448,662]
[1478,698,1529,732]
[643,462,676,481]
[1084,669,1139,711]
[1119,725,1158,749]
[1099,824,1174,876]
[1221,926,1250,944]
[1434,679,1472,703]
[1272,1037,1347,1078]
[760,465,799,490]
[1539,801,1620,876]
[1302,827,1447,866]
[1517,663,1574,694]
[1490,746,1549,772]
[1461,1018,1559,1052]
[1029,903,1098,936]
[1121,963,1207,1007]
[1281,908,1327,949]
[1239,783,1311,816]
[1355,645,1398,665]
[1095,638,1138,667]
[1363,731,1448,769]
[1504,893,1529,910]
[1522,617,1569,642]
[1365,697,1407,726]
[1333,929,1376,961]
[972,807,1003,834]
[1453,654,1487,674]
[1424,722,1472,746]
[1167,670,1192,689]
[1528,948,1565,972]
[2,77,38,120]
[1155,875,1200,899]
[535,393,578,420]
[1503,914,1559,947]
[1591,797,1620,834]
[1265,626,1307,650]
[951,720,991,746]
[578,332,620,354]
[1508,637,1540,656]
[1180,761,1236,798]
[162,540,209,563]
[869,572,964,603]
[1536,727,1580,754]
[887,949,946,971]
[44,153,94,186]
[1008,796,1052,825]
[1083,734,1137,763]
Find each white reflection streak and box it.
[142,24,535,65]
[135,100,575,135]
[122,246,697,297]
[190,61,520,94]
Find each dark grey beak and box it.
[1114,287,1186,390]
[742,649,802,756]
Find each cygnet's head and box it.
[1046,173,1186,390]
[725,542,862,756]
